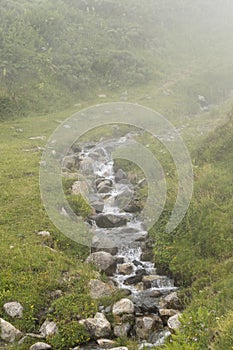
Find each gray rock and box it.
[92,236,118,255]
[142,275,168,289]
[29,342,52,350]
[135,315,163,339]
[159,309,179,325]
[131,290,159,314]
[62,155,77,170]
[3,302,23,318]
[86,251,117,276]
[114,323,131,338]
[112,298,134,315]
[80,312,111,338]
[95,214,128,228]
[91,200,104,213]
[167,314,181,332]
[0,318,22,343]
[109,347,128,350]
[37,231,50,238]
[115,169,127,182]
[39,321,58,337]
[97,339,115,348]
[160,292,182,310]
[88,279,115,299]
[117,263,134,275]
[124,269,147,285]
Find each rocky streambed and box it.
[67,134,183,349]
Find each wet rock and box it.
[39,320,58,337]
[148,328,172,345]
[167,314,181,332]
[3,302,23,318]
[0,318,22,343]
[159,309,179,325]
[86,251,117,276]
[88,279,115,299]
[97,184,112,193]
[131,291,159,314]
[135,315,163,339]
[92,236,118,255]
[160,292,182,310]
[112,298,134,315]
[115,169,128,182]
[114,323,131,338]
[29,343,52,350]
[95,214,127,228]
[117,263,134,275]
[142,275,168,289]
[91,200,104,213]
[80,312,111,338]
[124,269,147,285]
[97,339,115,348]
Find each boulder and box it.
[86,251,117,276]
[159,309,179,325]
[112,298,134,316]
[97,339,115,348]
[142,275,168,289]
[117,263,134,275]
[115,169,127,182]
[0,318,22,343]
[160,292,182,310]
[88,279,115,299]
[114,323,131,338]
[95,214,127,228]
[29,343,52,350]
[92,236,118,255]
[91,200,104,213]
[80,312,111,338]
[3,301,23,318]
[131,291,159,314]
[39,321,58,337]
[135,315,163,339]
[167,314,181,332]
[124,269,147,285]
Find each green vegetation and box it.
[0,0,233,349]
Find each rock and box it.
[159,309,179,325]
[160,292,182,310]
[114,323,131,338]
[50,289,63,300]
[167,314,181,332]
[95,214,127,228]
[117,263,134,275]
[124,269,147,285]
[142,275,168,289]
[92,236,118,255]
[39,321,58,337]
[133,260,143,267]
[135,315,163,339]
[81,312,111,338]
[79,157,94,175]
[29,342,52,350]
[62,155,77,170]
[0,318,22,343]
[97,339,115,348]
[91,200,104,213]
[72,180,89,196]
[131,291,159,314]
[115,169,127,182]
[88,279,115,299]
[109,348,128,350]
[97,184,112,193]
[3,302,23,318]
[112,298,134,315]
[37,231,50,237]
[86,251,117,276]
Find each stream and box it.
[68,134,181,349]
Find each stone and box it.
[159,309,179,325]
[117,263,134,275]
[160,292,182,310]
[92,236,118,255]
[112,298,134,316]
[37,231,50,237]
[142,275,168,289]
[135,315,163,339]
[62,155,77,170]
[91,200,104,213]
[114,323,131,338]
[95,214,127,228]
[131,291,159,314]
[109,348,128,350]
[115,169,127,182]
[79,157,94,175]
[88,279,115,299]
[0,318,22,343]
[97,339,115,348]
[81,312,111,338]
[72,180,89,196]
[167,314,181,332]
[39,321,58,337]
[86,251,117,276]
[124,269,147,285]
[3,302,23,318]
[29,343,52,350]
